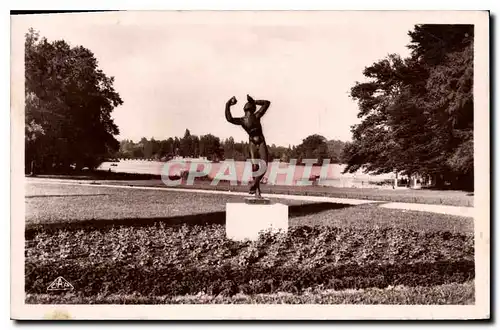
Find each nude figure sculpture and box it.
[225,95,271,198]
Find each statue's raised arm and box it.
[225,96,243,125]
[253,96,271,119]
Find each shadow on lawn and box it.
[25,202,351,239]
[26,194,109,198]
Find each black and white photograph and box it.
[10,10,490,320]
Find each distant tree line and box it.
[116,130,347,164]
[118,129,225,161]
[342,24,474,190]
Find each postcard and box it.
[10,10,490,320]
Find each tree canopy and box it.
[25,29,123,173]
[342,24,473,189]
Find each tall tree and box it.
[192,135,200,158]
[326,140,347,164]
[223,136,235,159]
[295,134,330,163]
[199,134,221,160]
[173,137,181,156]
[25,29,123,172]
[343,24,473,189]
[180,129,193,157]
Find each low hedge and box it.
[26,281,475,305]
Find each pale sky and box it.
[13,11,415,147]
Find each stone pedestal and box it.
[226,202,288,241]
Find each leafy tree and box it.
[173,137,181,156]
[180,129,193,157]
[326,140,347,164]
[232,141,249,161]
[343,24,473,189]
[223,136,236,159]
[157,139,170,159]
[118,139,135,159]
[149,137,161,159]
[192,135,200,158]
[199,134,221,160]
[140,137,153,159]
[166,138,175,155]
[25,29,123,172]
[295,134,330,163]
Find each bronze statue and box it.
[225,95,270,198]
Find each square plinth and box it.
[226,202,289,241]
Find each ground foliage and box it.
[26,224,474,298]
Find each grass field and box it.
[25,181,474,304]
[26,182,472,235]
[33,174,474,206]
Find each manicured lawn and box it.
[31,175,474,206]
[26,182,473,235]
